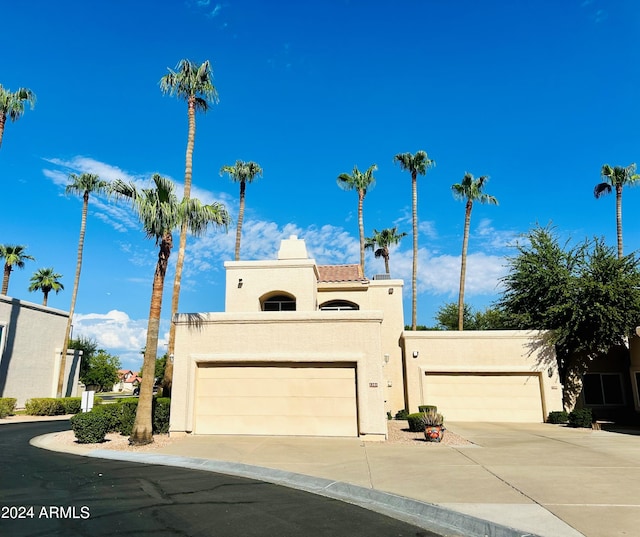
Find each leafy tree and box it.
[435,302,511,330]
[364,227,407,275]
[220,160,263,260]
[451,173,498,330]
[337,164,377,274]
[80,350,121,392]
[69,336,99,380]
[394,151,435,330]
[594,163,639,259]
[57,173,109,398]
[160,59,218,394]
[0,244,35,296]
[28,267,64,306]
[498,225,640,410]
[155,353,168,381]
[111,174,229,445]
[0,85,36,149]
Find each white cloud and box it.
[475,218,519,251]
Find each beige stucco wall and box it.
[401,330,563,421]
[0,295,80,407]
[171,310,388,438]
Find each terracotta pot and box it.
[424,425,444,442]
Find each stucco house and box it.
[0,294,80,407]
[170,236,565,439]
[113,369,142,393]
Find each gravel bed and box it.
[384,419,472,446]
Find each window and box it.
[319,300,359,311]
[583,373,624,406]
[261,294,296,311]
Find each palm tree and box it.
[337,164,377,273]
[0,85,36,149]
[0,245,35,295]
[56,173,110,398]
[594,163,639,259]
[452,173,498,330]
[110,174,229,445]
[29,268,64,306]
[364,227,407,275]
[393,151,435,330]
[160,59,218,394]
[220,160,263,260]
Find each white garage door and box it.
[422,373,544,422]
[195,363,358,436]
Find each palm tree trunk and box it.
[165,96,197,395]
[42,291,49,307]
[458,201,472,330]
[616,184,623,259]
[0,113,5,149]
[384,249,390,274]
[358,190,365,274]
[411,171,418,330]
[131,232,172,446]
[1,265,10,295]
[57,191,88,397]
[235,181,246,261]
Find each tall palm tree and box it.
[0,245,35,295]
[337,164,377,273]
[110,174,229,445]
[393,151,435,330]
[57,173,110,398]
[160,59,218,394]
[452,173,498,330]
[0,85,36,149]
[594,163,639,259]
[364,227,407,275]
[220,160,263,260]
[29,268,64,306]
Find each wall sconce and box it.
[388,288,394,294]
[238,278,243,288]
[384,354,390,363]
[169,354,174,364]
[547,367,554,378]
[412,350,419,358]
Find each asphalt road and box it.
[0,422,439,537]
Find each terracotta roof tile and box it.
[317,264,368,283]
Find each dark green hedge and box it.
[70,412,110,444]
[0,398,17,418]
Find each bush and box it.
[61,397,82,415]
[568,408,593,428]
[91,404,122,433]
[407,413,427,432]
[153,398,171,434]
[418,405,437,414]
[118,398,140,436]
[394,409,409,420]
[70,412,110,444]
[24,398,65,416]
[0,398,17,418]
[547,410,569,424]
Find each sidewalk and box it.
[24,418,640,537]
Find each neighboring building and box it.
[0,295,80,407]
[171,236,564,439]
[113,369,142,393]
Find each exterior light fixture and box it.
[388,288,394,294]
[169,354,175,363]
[547,367,554,378]
[384,354,390,363]
[238,278,243,288]
[412,351,419,358]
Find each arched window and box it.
[319,300,359,311]
[261,293,296,311]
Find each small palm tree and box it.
[160,59,218,393]
[393,151,435,330]
[0,85,36,149]
[452,173,498,330]
[337,164,377,273]
[594,163,639,259]
[29,268,64,306]
[365,227,407,274]
[220,160,263,260]
[0,245,35,296]
[110,174,229,445]
[57,173,110,398]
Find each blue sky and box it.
[1,0,639,370]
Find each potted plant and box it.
[420,409,445,442]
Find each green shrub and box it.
[91,404,122,433]
[547,410,569,424]
[118,398,139,436]
[153,397,171,434]
[70,412,110,444]
[568,408,593,428]
[418,405,437,414]
[394,409,409,420]
[24,398,65,416]
[0,398,17,418]
[407,413,426,432]
[61,397,82,415]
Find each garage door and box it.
[422,373,544,422]
[195,363,358,436]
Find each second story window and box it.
[262,294,296,311]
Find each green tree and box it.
[0,85,36,149]
[0,244,35,296]
[394,151,435,330]
[594,163,639,259]
[111,174,229,445]
[80,350,121,392]
[57,173,110,398]
[69,336,99,380]
[435,302,511,330]
[155,353,168,381]
[28,267,64,306]
[451,173,498,330]
[337,164,377,274]
[160,59,218,394]
[364,227,407,275]
[220,160,263,261]
[498,225,640,410]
